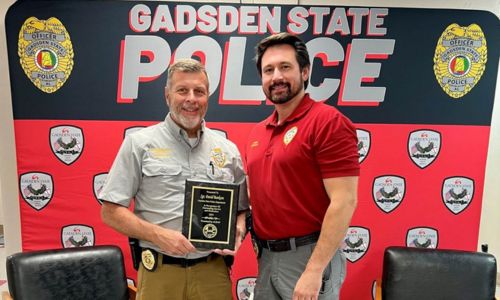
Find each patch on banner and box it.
[372,175,406,213]
[19,172,54,211]
[61,224,94,248]
[210,148,226,168]
[406,227,438,249]
[236,277,256,300]
[433,23,487,98]
[342,226,370,263]
[408,130,441,169]
[93,173,108,205]
[18,17,74,93]
[442,176,474,215]
[356,129,371,163]
[50,125,84,165]
[283,126,298,145]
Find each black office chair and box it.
[3,245,136,300]
[375,246,497,300]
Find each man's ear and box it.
[301,65,310,82]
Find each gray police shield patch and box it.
[356,129,371,163]
[408,130,441,169]
[61,224,95,248]
[93,173,108,205]
[19,172,54,211]
[372,175,406,213]
[442,176,474,215]
[50,125,84,165]
[236,277,256,300]
[342,226,370,263]
[406,227,438,249]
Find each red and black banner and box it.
[6,1,499,299]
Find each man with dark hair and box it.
[246,33,360,300]
[100,58,248,300]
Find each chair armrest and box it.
[2,291,13,300]
[128,285,137,300]
[375,280,382,300]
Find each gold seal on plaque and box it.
[18,17,74,93]
[141,249,156,271]
[433,23,487,99]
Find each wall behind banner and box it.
[1,0,499,299]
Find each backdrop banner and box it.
[6,1,499,299]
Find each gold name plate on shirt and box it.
[182,179,239,250]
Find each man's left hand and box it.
[292,270,322,300]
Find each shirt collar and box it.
[164,112,205,141]
[265,94,314,127]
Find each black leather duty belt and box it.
[260,232,320,252]
[162,252,218,268]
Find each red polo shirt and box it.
[245,94,360,240]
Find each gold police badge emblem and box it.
[210,148,226,168]
[283,126,298,145]
[433,23,487,99]
[18,17,74,93]
[141,249,157,271]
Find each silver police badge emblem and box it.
[342,226,370,263]
[19,172,54,211]
[18,17,74,93]
[408,130,441,169]
[433,23,487,99]
[61,224,95,248]
[442,176,474,215]
[93,173,108,205]
[372,175,406,213]
[236,277,256,300]
[50,125,84,165]
[406,227,438,249]
[356,129,371,163]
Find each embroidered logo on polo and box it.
[61,224,94,248]
[123,126,145,139]
[50,125,84,165]
[210,148,226,168]
[19,172,54,211]
[408,130,441,169]
[433,23,487,98]
[372,175,406,213]
[236,277,256,300]
[18,17,74,93]
[93,173,108,205]
[356,129,371,163]
[406,227,438,249]
[442,176,474,214]
[283,126,298,145]
[342,226,370,263]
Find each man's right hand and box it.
[154,227,196,256]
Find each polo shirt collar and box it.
[164,112,205,141]
[265,94,314,127]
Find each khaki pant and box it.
[136,254,232,300]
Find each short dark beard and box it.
[267,82,301,104]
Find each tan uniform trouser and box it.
[136,254,232,300]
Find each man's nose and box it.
[272,68,283,81]
[185,89,197,102]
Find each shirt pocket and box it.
[206,166,234,183]
[141,161,183,199]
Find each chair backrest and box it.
[382,246,497,300]
[6,245,129,300]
